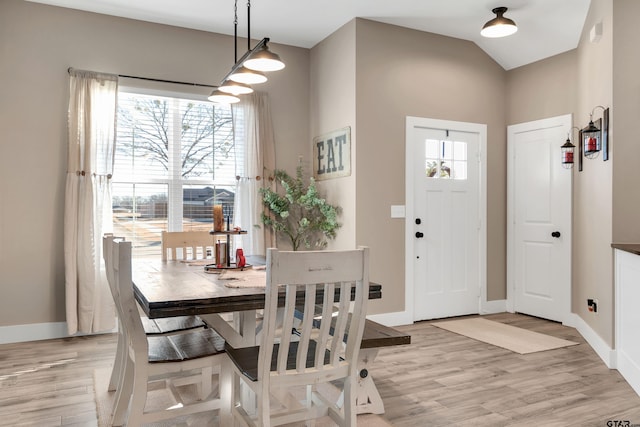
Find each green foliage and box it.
[260,166,341,251]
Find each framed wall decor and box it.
[312,126,351,181]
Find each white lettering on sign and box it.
[313,127,351,181]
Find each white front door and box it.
[507,115,572,323]
[406,117,486,321]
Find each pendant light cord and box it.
[247,0,251,51]
[233,0,238,63]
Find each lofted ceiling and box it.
[26,0,592,70]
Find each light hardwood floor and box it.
[1,313,639,426]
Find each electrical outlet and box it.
[587,298,599,313]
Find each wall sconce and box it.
[561,127,580,169]
[578,105,610,171]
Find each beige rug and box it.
[432,317,579,354]
[94,367,392,426]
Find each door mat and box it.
[432,317,579,354]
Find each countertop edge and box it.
[611,243,640,255]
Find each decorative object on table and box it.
[215,240,227,267]
[213,205,224,231]
[217,267,266,288]
[312,126,351,181]
[208,229,248,270]
[236,248,246,268]
[259,165,341,251]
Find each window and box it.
[112,90,242,257]
[424,139,467,180]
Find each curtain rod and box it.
[67,68,216,88]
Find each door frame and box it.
[506,114,572,322]
[404,116,487,323]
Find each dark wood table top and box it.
[133,259,382,319]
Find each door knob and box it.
[415,232,424,238]
[551,231,561,238]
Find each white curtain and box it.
[64,69,118,335]
[233,92,276,256]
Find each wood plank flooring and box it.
[1,313,639,426]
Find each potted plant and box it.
[260,166,341,251]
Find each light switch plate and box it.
[390,205,405,218]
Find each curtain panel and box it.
[233,92,276,256]
[64,69,118,334]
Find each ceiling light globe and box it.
[219,80,254,95]
[208,89,240,104]
[228,66,268,84]
[244,48,285,72]
[481,22,518,38]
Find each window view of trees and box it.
[112,92,240,257]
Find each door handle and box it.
[415,232,424,238]
[551,231,561,238]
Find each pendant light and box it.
[218,80,253,95]
[228,66,267,84]
[244,44,285,71]
[209,0,285,104]
[208,89,240,104]
[481,7,518,38]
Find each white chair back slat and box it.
[161,231,214,261]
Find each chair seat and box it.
[225,341,330,382]
[148,328,226,363]
[142,315,206,335]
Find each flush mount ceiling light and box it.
[481,6,518,38]
[208,0,285,104]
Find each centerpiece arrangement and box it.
[260,166,341,251]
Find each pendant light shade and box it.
[243,44,285,72]
[228,66,268,84]
[481,7,518,38]
[218,80,254,95]
[208,89,240,104]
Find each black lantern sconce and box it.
[577,105,609,171]
[561,127,580,169]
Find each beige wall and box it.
[573,0,614,346]
[506,50,578,126]
[612,0,640,243]
[310,21,357,251]
[0,0,309,327]
[352,19,507,313]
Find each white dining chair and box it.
[161,230,215,261]
[105,236,231,426]
[103,234,207,393]
[226,247,370,427]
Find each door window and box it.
[425,139,467,180]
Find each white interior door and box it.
[407,118,485,321]
[507,115,572,323]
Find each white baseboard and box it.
[481,299,507,314]
[0,322,71,345]
[0,322,116,345]
[617,349,640,397]
[565,313,616,369]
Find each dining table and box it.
[132,257,382,348]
